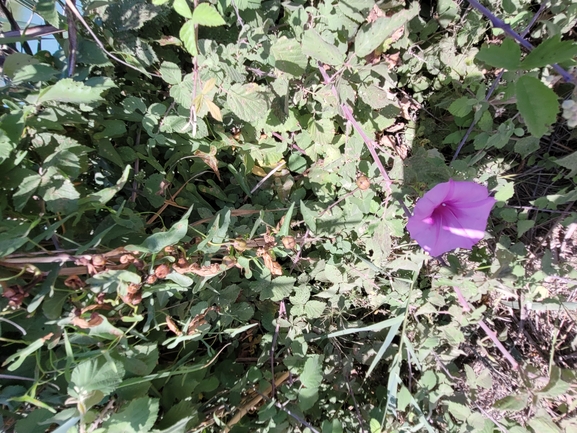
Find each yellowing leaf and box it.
[205,99,223,122]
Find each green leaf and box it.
[448,96,475,117]
[448,401,471,421]
[271,36,308,76]
[516,75,559,138]
[517,219,535,237]
[69,359,125,412]
[127,207,193,253]
[80,165,131,207]
[476,39,522,70]
[259,275,296,301]
[554,151,577,177]
[300,200,317,233]
[226,83,268,122]
[36,0,59,27]
[514,136,540,158]
[300,355,322,389]
[102,397,159,433]
[2,53,38,78]
[160,61,182,85]
[493,392,529,411]
[173,0,193,18]
[191,3,226,26]
[179,20,197,56]
[304,300,325,319]
[2,338,45,371]
[354,3,420,58]
[12,64,58,84]
[38,78,116,105]
[234,0,261,10]
[522,35,577,70]
[307,117,334,146]
[302,29,344,66]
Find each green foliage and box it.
[1,0,577,432]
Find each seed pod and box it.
[146,275,158,285]
[119,254,135,264]
[154,263,170,279]
[92,255,106,267]
[233,238,248,252]
[282,236,296,249]
[356,175,370,190]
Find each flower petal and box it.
[406,180,496,256]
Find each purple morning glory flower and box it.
[406,179,496,257]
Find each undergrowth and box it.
[1,0,577,432]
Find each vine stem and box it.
[316,62,412,218]
[466,0,576,85]
[453,2,549,161]
[453,285,519,370]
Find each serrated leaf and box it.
[516,75,559,138]
[103,0,161,31]
[126,207,193,253]
[300,355,322,389]
[304,300,325,319]
[226,83,268,122]
[359,84,398,110]
[38,78,115,105]
[448,96,475,117]
[173,0,193,18]
[191,3,226,26]
[448,401,471,421]
[354,3,419,58]
[307,117,334,146]
[180,20,197,56]
[493,392,529,411]
[522,35,577,70]
[160,61,182,85]
[514,136,540,158]
[527,415,562,433]
[102,397,159,433]
[69,359,125,397]
[271,36,308,76]
[260,275,296,301]
[302,29,344,66]
[476,39,522,70]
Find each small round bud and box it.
[356,176,370,190]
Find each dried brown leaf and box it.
[194,146,221,181]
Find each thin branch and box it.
[270,300,286,398]
[63,0,160,77]
[66,3,77,77]
[0,0,33,55]
[250,160,286,194]
[466,0,576,84]
[453,285,519,370]
[453,2,548,161]
[315,62,412,218]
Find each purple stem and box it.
[453,285,519,370]
[316,62,412,218]
[453,2,550,161]
[467,0,576,84]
